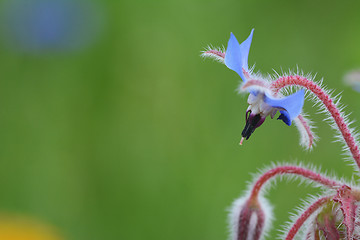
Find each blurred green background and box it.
[0,0,359,239]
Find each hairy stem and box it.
[204,50,225,58]
[296,114,314,149]
[271,75,360,169]
[202,50,225,62]
[241,79,270,92]
[285,196,333,240]
[249,166,340,201]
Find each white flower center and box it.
[247,93,277,118]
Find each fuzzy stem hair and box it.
[201,49,225,63]
[271,75,360,170]
[249,166,341,201]
[295,114,315,149]
[285,196,333,240]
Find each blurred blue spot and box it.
[344,70,360,93]
[2,0,103,53]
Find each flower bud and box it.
[229,195,272,240]
[316,211,341,240]
[304,202,343,240]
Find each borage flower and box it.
[203,29,305,145]
[203,29,360,240]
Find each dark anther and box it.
[241,114,262,140]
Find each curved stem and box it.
[293,114,315,149]
[204,50,225,58]
[249,166,341,201]
[285,196,333,240]
[271,75,360,169]
[202,49,225,63]
[241,79,269,91]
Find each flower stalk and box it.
[285,196,333,240]
[271,75,360,169]
[202,29,360,240]
[249,166,341,201]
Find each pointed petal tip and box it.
[229,32,237,40]
[264,89,305,126]
[229,29,254,39]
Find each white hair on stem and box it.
[293,113,317,150]
[246,162,344,197]
[271,70,360,172]
[201,45,225,64]
[227,194,273,240]
[278,194,335,240]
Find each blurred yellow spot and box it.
[0,217,63,240]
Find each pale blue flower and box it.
[225,30,305,140]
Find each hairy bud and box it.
[316,204,342,240]
[229,195,272,240]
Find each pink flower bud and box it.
[229,195,272,240]
[316,210,341,240]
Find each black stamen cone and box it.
[241,114,261,140]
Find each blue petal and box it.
[224,29,254,82]
[263,90,305,126]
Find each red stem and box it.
[249,166,340,200]
[271,75,360,169]
[285,196,332,240]
[296,114,314,149]
[204,50,225,59]
[242,79,269,90]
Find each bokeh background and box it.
[0,0,359,239]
